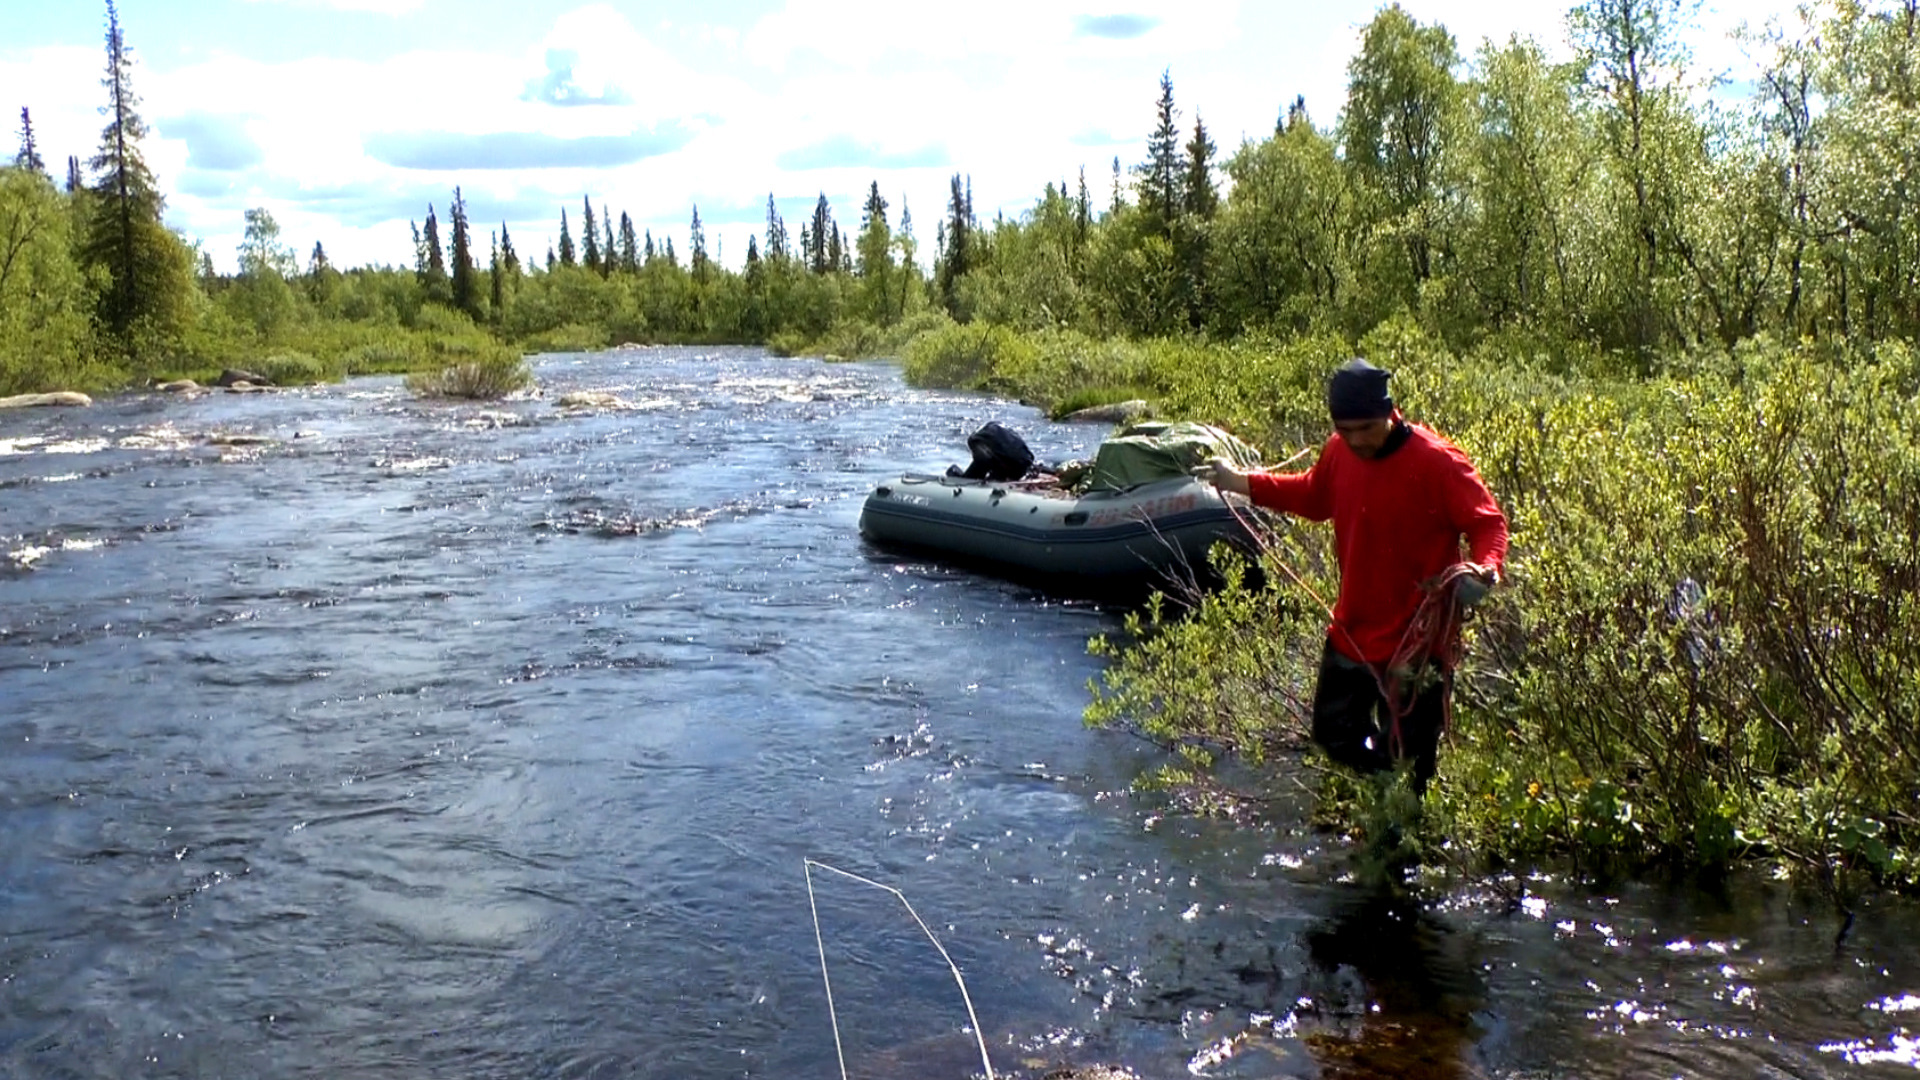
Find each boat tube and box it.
[858,472,1259,593]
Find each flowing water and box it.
[2,347,1917,1079]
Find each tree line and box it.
[6,0,1920,395]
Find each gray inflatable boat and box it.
[858,472,1257,592]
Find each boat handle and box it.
[875,485,892,497]
[1063,511,1088,526]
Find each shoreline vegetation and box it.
[6,0,1919,901]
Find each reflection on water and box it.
[1300,888,1486,1080]
[2,349,1920,1080]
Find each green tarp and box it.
[1085,421,1264,491]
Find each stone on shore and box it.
[0,392,92,409]
[216,368,272,388]
[155,379,201,393]
[1061,399,1151,424]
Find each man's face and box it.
[1333,416,1395,459]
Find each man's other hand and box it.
[1190,457,1251,495]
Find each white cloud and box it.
[241,0,428,14]
[743,0,1242,70]
[0,46,108,175]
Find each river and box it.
[2,347,1916,1079]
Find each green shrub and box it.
[900,321,1039,391]
[520,322,608,355]
[256,351,338,385]
[406,351,533,400]
[342,339,420,375]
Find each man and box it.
[1191,358,1508,793]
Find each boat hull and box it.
[858,473,1256,592]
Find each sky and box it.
[0,0,1801,274]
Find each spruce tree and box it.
[665,236,676,267]
[419,203,449,302]
[1183,115,1218,219]
[581,196,600,272]
[765,194,789,265]
[66,155,82,193]
[15,107,45,174]
[857,181,893,320]
[1135,69,1184,234]
[690,204,709,283]
[643,229,654,263]
[499,222,520,277]
[1285,94,1310,131]
[82,0,188,353]
[557,207,576,267]
[1075,166,1091,242]
[306,241,336,305]
[618,211,638,272]
[489,231,503,320]
[602,219,615,278]
[449,186,478,318]
[809,193,832,274]
[938,173,970,313]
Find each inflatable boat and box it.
[858,472,1257,593]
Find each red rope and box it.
[1379,563,1479,758]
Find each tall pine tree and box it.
[690,204,710,283]
[488,231,503,321]
[809,193,833,275]
[765,194,789,265]
[856,181,894,321]
[1183,115,1218,219]
[1135,69,1184,235]
[557,207,576,267]
[449,186,479,318]
[618,211,637,273]
[581,196,600,272]
[15,107,45,174]
[419,203,449,302]
[81,0,188,354]
[938,173,971,314]
[499,222,520,277]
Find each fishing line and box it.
[803,858,997,1080]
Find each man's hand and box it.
[1455,563,1499,608]
[1190,457,1252,496]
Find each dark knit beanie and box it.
[1327,358,1394,420]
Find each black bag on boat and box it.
[950,421,1035,481]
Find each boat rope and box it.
[802,859,998,1080]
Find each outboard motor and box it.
[950,421,1035,481]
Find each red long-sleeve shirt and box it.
[1247,423,1508,665]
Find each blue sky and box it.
[0,0,1791,273]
